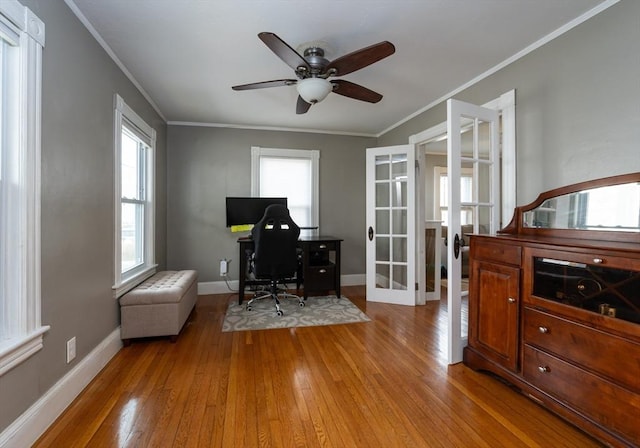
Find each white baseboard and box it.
[0,328,122,448]
[340,274,365,286]
[198,274,365,296]
[198,279,239,295]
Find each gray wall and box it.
[167,126,375,281]
[0,0,166,433]
[379,0,640,205]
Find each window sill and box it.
[0,326,50,376]
[113,264,157,299]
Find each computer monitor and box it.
[225,197,288,228]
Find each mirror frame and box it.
[500,172,640,243]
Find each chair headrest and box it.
[252,204,299,237]
[262,204,290,218]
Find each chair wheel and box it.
[299,302,305,308]
[276,310,284,316]
[246,306,252,311]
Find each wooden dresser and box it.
[464,173,640,448]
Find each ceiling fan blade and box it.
[326,41,395,76]
[258,32,310,73]
[296,96,312,114]
[232,79,297,91]
[331,80,383,103]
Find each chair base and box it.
[246,281,304,316]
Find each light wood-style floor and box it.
[35,286,602,447]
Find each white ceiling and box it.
[66,0,612,136]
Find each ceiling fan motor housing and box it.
[300,47,330,77]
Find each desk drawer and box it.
[305,264,336,291]
[523,345,640,445]
[523,307,640,392]
[306,241,338,252]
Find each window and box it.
[0,1,48,376]
[251,147,319,236]
[113,95,156,297]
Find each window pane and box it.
[121,202,144,272]
[121,130,142,200]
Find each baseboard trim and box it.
[198,274,365,296]
[0,328,122,448]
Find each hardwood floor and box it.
[34,286,603,447]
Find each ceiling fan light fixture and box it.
[297,78,332,104]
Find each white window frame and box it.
[250,146,320,234]
[113,94,156,298]
[0,0,48,377]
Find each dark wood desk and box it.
[237,235,342,304]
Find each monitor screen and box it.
[225,197,288,227]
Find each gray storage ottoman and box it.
[119,270,198,345]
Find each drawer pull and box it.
[538,366,550,373]
[592,258,603,264]
[319,269,327,274]
[507,297,516,303]
[538,326,549,334]
[319,244,327,249]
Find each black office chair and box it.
[246,204,305,316]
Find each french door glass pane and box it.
[376,236,390,261]
[477,162,491,203]
[392,210,406,234]
[121,202,144,272]
[392,180,407,207]
[375,155,390,180]
[392,265,407,290]
[376,209,390,234]
[376,264,390,288]
[477,205,492,234]
[391,154,407,177]
[477,119,491,161]
[375,183,389,208]
[392,237,407,262]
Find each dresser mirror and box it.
[523,182,640,232]
[501,172,640,242]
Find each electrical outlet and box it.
[220,259,228,277]
[66,337,76,363]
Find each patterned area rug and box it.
[222,295,370,332]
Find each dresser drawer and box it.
[524,307,640,392]
[523,345,640,446]
[471,239,521,266]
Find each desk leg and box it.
[336,241,341,298]
[238,243,245,305]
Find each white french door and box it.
[366,145,416,305]
[447,99,500,364]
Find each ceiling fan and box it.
[232,32,395,114]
